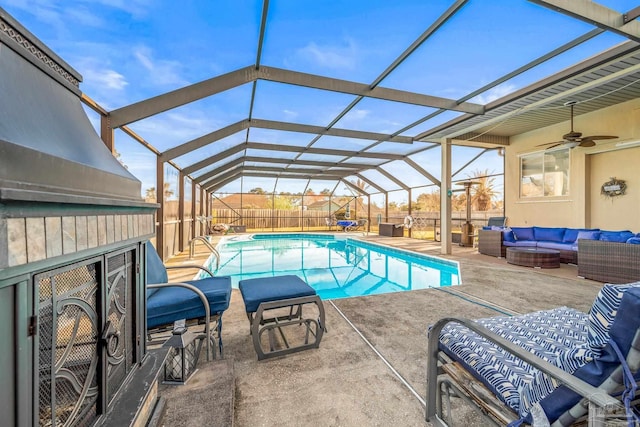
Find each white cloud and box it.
[133,45,189,87]
[66,7,105,28]
[469,84,517,105]
[295,39,358,70]
[83,67,128,90]
[283,109,299,118]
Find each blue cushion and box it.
[503,240,537,247]
[533,227,566,242]
[146,241,168,285]
[587,281,640,358]
[147,276,232,329]
[535,241,575,252]
[511,227,534,241]
[439,307,589,416]
[575,230,600,241]
[239,275,316,313]
[536,286,640,424]
[562,228,599,243]
[599,230,634,243]
[626,237,640,244]
[502,227,516,243]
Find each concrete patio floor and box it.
[157,234,604,426]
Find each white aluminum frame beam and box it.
[529,0,640,43]
[161,118,414,162]
[258,66,483,114]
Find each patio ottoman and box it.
[239,275,326,360]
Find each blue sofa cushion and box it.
[511,227,534,241]
[626,237,640,244]
[562,228,599,243]
[239,275,316,313]
[533,227,566,242]
[502,227,516,243]
[575,230,600,241]
[503,240,537,247]
[147,276,232,329]
[599,230,634,243]
[536,241,575,252]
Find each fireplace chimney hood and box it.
[0,8,143,206]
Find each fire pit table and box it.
[506,247,560,269]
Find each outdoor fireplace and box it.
[0,8,160,427]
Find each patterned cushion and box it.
[439,307,589,414]
[587,281,640,357]
[519,344,593,419]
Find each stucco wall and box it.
[505,98,640,230]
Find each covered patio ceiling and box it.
[72,0,640,196]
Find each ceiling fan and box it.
[537,101,618,150]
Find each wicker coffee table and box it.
[506,247,560,269]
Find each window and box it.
[520,149,569,198]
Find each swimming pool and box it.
[207,233,460,300]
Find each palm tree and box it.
[467,169,497,211]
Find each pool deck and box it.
[158,233,603,426]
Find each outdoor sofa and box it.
[478,227,640,282]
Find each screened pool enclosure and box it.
[17,0,637,260]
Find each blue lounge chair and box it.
[145,241,232,360]
[427,282,640,426]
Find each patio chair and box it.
[427,281,640,426]
[145,241,232,360]
[343,218,368,232]
[487,216,507,227]
[325,214,337,230]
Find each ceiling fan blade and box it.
[580,135,618,140]
[544,143,563,150]
[536,141,564,147]
[578,140,596,148]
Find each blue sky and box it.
[3,0,637,202]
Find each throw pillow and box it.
[626,237,640,245]
[502,226,516,242]
[575,230,600,241]
[600,230,634,243]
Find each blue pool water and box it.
[208,234,460,300]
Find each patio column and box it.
[191,180,197,239]
[440,138,452,255]
[384,191,389,222]
[156,156,165,260]
[178,171,185,252]
[408,188,412,238]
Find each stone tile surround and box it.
[3,213,155,268]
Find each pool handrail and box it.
[189,236,221,270]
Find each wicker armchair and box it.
[477,229,506,257]
[578,239,640,283]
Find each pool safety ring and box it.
[404,215,414,229]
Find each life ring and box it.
[403,215,414,229]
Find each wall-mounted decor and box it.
[601,177,627,198]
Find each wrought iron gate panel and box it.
[37,261,100,427]
[105,250,136,404]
